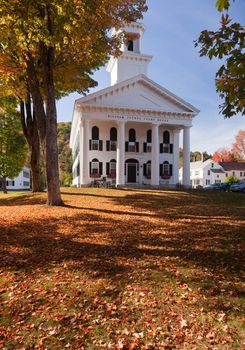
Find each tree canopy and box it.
[195,0,245,118]
[0,98,28,192]
[0,0,147,205]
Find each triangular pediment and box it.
[75,74,199,115]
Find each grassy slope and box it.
[0,188,244,349]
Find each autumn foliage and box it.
[0,188,244,349]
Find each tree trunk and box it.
[41,5,63,206]
[2,177,7,194]
[20,100,42,192]
[30,134,41,193]
[44,53,63,206]
[26,58,46,147]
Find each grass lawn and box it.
[0,188,244,349]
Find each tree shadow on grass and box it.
[0,189,244,310]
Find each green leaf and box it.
[216,0,230,12]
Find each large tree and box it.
[195,0,245,118]
[0,0,147,205]
[0,98,28,193]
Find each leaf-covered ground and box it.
[0,188,244,349]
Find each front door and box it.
[127,164,137,183]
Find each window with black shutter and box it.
[170,164,173,176]
[99,140,103,151]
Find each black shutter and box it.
[106,162,110,175]
[170,164,173,176]
[89,140,92,151]
[136,142,139,152]
[160,143,163,153]
[143,164,146,176]
[89,162,92,175]
[143,142,147,153]
[125,142,129,152]
[99,162,103,175]
[106,141,110,151]
[160,164,163,176]
[170,144,173,154]
[99,140,103,151]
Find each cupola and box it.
[107,22,152,86]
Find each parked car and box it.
[204,183,230,191]
[229,182,245,193]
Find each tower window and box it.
[127,40,134,52]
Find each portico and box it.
[70,22,199,188]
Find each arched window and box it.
[163,161,170,175]
[129,128,136,142]
[163,130,170,144]
[147,129,152,143]
[110,127,117,141]
[92,126,99,140]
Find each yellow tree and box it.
[0,0,147,205]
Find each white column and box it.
[173,129,180,185]
[183,126,191,187]
[116,120,125,187]
[80,118,90,185]
[151,123,159,186]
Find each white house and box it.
[70,22,199,187]
[3,166,31,191]
[219,162,245,181]
[179,159,245,188]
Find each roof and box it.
[211,169,225,174]
[189,159,212,170]
[219,162,245,171]
[75,74,200,114]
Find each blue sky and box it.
[56,0,245,154]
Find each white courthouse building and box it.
[70,22,199,187]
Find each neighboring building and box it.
[1,166,31,191]
[179,159,245,188]
[219,162,245,181]
[70,22,199,187]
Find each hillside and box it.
[57,122,72,186]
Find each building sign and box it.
[107,114,170,123]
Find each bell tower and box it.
[107,22,152,86]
